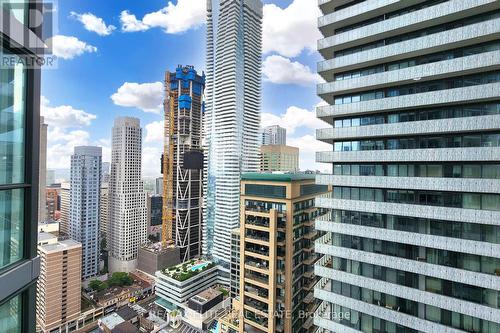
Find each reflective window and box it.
[0,189,24,269]
[0,48,26,185]
[0,294,21,333]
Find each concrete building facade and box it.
[260,145,299,173]
[262,125,286,145]
[108,117,148,273]
[315,1,500,332]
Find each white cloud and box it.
[263,0,321,57]
[120,10,149,32]
[287,134,331,172]
[41,96,97,128]
[142,146,163,177]
[263,55,321,86]
[49,35,97,59]
[70,12,116,36]
[145,120,164,143]
[120,0,205,34]
[46,128,91,169]
[261,106,324,134]
[111,82,164,113]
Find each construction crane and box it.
[162,73,175,248]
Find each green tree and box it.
[108,272,134,287]
[89,280,107,291]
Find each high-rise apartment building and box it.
[39,117,47,223]
[239,173,328,333]
[0,2,42,331]
[230,228,240,299]
[315,1,500,332]
[69,146,102,280]
[260,145,299,172]
[262,125,286,145]
[108,117,147,273]
[36,240,82,333]
[59,183,70,236]
[100,182,109,248]
[204,0,263,270]
[46,185,60,222]
[164,65,205,262]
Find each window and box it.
[0,294,21,333]
[0,50,26,185]
[0,189,24,269]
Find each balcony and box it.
[246,215,270,229]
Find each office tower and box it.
[59,182,71,236]
[69,146,102,279]
[315,1,500,333]
[39,116,47,222]
[108,117,147,273]
[204,0,263,270]
[230,228,240,299]
[260,145,300,172]
[100,182,109,248]
[36,240,82,333]
[45,185,60,221]
[101,161,111,183]
[239,173,329,333]
[0,2,42,332]
[163,65,205,262]
[46,169,56,186]
[154,177,163,196]
[147,194,163,239]
[262,125,286,145]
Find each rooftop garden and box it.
[162,259,215,281]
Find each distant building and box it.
[261,125,286,145]
[164,65,205,262]
[260,144,299,172]
[204,0,263,275]
[100,182,109,248]
[47,169,56,186]
[108,117,148,273]
[147,195,162,240]
[154,177,163,196]
[46,184,61,221]
[39,116,48,222]
[70,146,102,280]
[239,173,329,332]
[102,162,111,183]
[59,182,71,236]
[36,240,82,333]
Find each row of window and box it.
[333,133,500,152]
[332,186,500,211]
[331,256,499,308]
[331,233,500,276]
[332,163,500,179]
[332,102,500,128]
[334,11,500,58]
[334,40,500,81]
[328,209,500,244]
[334,72,500,105]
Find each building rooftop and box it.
[160,259,215,282]
[111,321,139,333]
[190,288,222,305]
[38,239,81,253]
[37,231,57,245]
[241,172,316,182]
[116,306,138,321]
[100,313,125,330]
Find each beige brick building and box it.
[36,240,82,333]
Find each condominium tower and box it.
[0,1,42,331]
[69,146,102,279]
[164,65,205,261]
[108,117,148,273]
[239,173,328,333]
[262,125,286,145]
[204,0,263,270]
[315,1,500,333]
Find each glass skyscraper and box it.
[0,1,43,331]
[203,0,263,271]
[315,1,500,333]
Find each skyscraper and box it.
[164,65,205,262]
[69,146,102,280]
[108,117,147,273]
[100,182,109,248]
[260,144,299,172]
[262,125,286,145]
[39,117,47,222]
[59,182,71,236]
[0,2,42,331]
[315,1,500,332]
[204,0,263,270]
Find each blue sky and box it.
[42,0,329,178]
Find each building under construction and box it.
[162,65,205,262]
